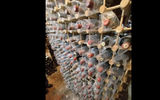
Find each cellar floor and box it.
[46,66,79,100]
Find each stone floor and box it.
[46,66,131,100]
[46,66,79,100]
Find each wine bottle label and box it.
[116,63,121,67]
[112,75,117,80]
[101,42,105,47]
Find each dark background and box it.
[0,0,159,100]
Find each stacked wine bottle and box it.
[46,0,131,100]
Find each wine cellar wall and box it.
[45,0,132,100]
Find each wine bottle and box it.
[88,57,98,68]
[96,62,110,73]
[97,48,113,61]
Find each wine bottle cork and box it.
[116,63,121,67]
[112,75,117,80]
[101,42,105,47]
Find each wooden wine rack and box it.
[46,0,132,100]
